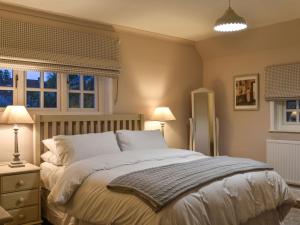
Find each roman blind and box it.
[265,63,300,101]
[0,17,120,77]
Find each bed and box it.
[33,114,296,225]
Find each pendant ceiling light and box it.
[214,0,247,32]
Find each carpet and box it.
[284,187,300,225]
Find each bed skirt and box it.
[41,188,290,225]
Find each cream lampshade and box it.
[151,107,176,137]
[0,105,33,167]
[214,0,247,32]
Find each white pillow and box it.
[116,130,168,151]
[41,151,63,166]
[53,132,121,165]
[42,138,57,154]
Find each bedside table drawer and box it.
[1,172,39,193]
[7,205,39,225]
[1,189,39,210]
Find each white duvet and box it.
[48,149,295,225]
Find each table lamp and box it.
[151,106,176,137]
[0,105,33,167]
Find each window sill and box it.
[269,129,300,134]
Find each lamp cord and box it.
[229,0,231,7]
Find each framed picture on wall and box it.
[234,74,259,110]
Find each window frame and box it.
[270,100,300,133]
[0,68,18,109]
[24,70,61,111]
[0,66,112,114]
[66,74,99,112]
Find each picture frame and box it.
[234,74,259,110]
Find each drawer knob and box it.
[18,214,25,220]
[18,180,25,186]
[18,197,25,203]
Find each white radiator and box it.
[267,139,300,185]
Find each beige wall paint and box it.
[114,31,202,148]
[0,30,202,163]
[196,19,300,162]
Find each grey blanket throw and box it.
[107,156,273,212]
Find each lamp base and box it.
[9,125,25,168]
[9,160,25,168]
[160,122,165,138]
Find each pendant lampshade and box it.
[214,0,247,32]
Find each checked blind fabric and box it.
[265,63,300,101]
[0,17,120,77]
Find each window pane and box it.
[0,90,13,107]
[44,92,57,108]
[84,94,95,108]
[69,74,80,90]
[69,93,80,108]
[27,91,40,108]
[0,69,13,87]
[44,72,57,89]
[286,111,297,122]
[286,100,297,109]
[27,71,40,88]
[83,75,94,91]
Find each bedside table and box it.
[0,206,13,224]
[0,163,41,225]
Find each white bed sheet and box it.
[41,162,66,190]
[41,164,71,225]
[48,149,295,225]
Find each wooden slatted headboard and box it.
[33,114,144,165]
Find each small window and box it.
[270,99,300,132]
[0,68,14,107]
[69,74,80,90]
[0,65,109,112]
[68,74,96,109]
[0,69,13,87]
[284,100,300,124]
[26,71,58,109]
[69,93,80,108]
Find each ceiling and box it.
[1,0,300,41]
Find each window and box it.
[25,71,58,109]
[68,74,96,109]
[0,68,15,107]
[285,100,300,123]
[0,66,111,113]
[270,100,300,132]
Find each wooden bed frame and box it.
[33,114,144,165]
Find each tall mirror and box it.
[189,88,219,156]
